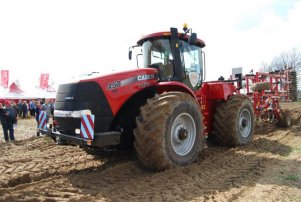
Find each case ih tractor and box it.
[42,25,261,171]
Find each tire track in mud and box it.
[0,103,300,201]
[64,143,276,201]
[0,140,278,201]
[0,146,137,201]
[0,144,295,201]
[0,137,105,188]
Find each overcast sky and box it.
[0,0,300,91]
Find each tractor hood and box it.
[56,68,159,116]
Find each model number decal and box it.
[107,81,121,90]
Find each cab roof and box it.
[137,32,206,48]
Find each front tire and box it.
[213,94,254,146]
[134,92,204,171]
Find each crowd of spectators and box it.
[13,98,54,119]
[0,98,55,143]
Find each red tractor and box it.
[43,25,255,171]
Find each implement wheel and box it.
[213,94,254,146]
[134,92,205,171]
[278,109,291,128]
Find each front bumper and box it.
[39,128,121,148]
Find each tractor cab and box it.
[129,25,206,91]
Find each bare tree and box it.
[260,48,301,96]
[270,48,301,71]
[259,61,272,72]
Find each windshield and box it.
[142,38,203,90]
[143,39,174,81]
[180,41,203,90]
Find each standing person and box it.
[41,98,51,123]
[50,99,55,118]
[17,100,23,118]
[30,100,36,117]
[12,101,18,115]
[35,101,42,136]
[1,101,16,143]
[12,102,18,125]
[0,102,4,136]
[22,101,28,118]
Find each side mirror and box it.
[128,49,132,60]
[188,33,197,45]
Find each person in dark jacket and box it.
[35,101,42,136]
[1,101,16,143]
[17,100,23,118]
[0,102,3,114]
[0,102,4,129]
[22,101,28,118]
[50,99,55,117]
[29,100,36,116]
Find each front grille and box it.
[54,81,113,133]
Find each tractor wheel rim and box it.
[239,109,252,138]
[171,113,196,156]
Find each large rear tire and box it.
[213,94,254,146]
[134,92,205,171]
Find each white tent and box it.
[32,88,57,99]
[0,92,38,100]
[0,83,57,100]
[0,82,39,100]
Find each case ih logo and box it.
[65,96,74,100]
[107,74,157,90]
[137,74,155,81]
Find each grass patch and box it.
[287,147,301,156]
[291,147,301,153]
[283,147,294,157]
[282,173,299,182]
[289,195,301,201]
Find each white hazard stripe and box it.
[39,111,47,130]
[80,114,95,140]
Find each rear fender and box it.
[195,82,237,135]
[199,82,237,100]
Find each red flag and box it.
[40,73,49,90]
[1,70,9,88]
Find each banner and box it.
[1,70,9,88]
[40,73,49,90]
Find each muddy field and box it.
[0,102,300,201]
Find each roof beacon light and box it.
[183,23,188,32]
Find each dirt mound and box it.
[0,102,300,201]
